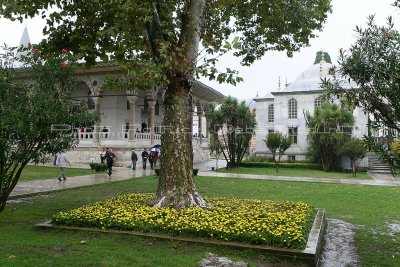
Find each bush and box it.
[154,169,160,176]
[89,163,107,172]
[240,162,322,170]
[244,155,271,162]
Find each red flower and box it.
[31,48,38,54]
[61,48,68,54]
[60,61,67,68]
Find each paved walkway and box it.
[9,160,400,199]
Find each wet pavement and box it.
[10,159,399,198]
[320,219,361,267]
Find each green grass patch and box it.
[53,194,314,249]
[20,165,93,181]
[219,167,372,179]
[0,176,399,266]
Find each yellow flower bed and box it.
[53,194,315,249]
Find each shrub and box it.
[154,169,160,176]
[89,163,107,172]
[240,162,322,170]
[244,155,271,162]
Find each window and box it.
[288,126,298,144]
[288,98,297,119]
[268,104,274,122]
[288,155,296,162]
[314,96,323,109]
[127,100,130,110]
[268,129,274,134]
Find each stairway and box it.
[368,152,392,173]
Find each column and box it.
[204,111,210,140]
[93,96,101,145]
[197,111,203,144]
[148,100,156,146]
[127,96,137,143]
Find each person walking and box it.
[131,149,138,170]
[56,152,71,181]
[148,151,155,170]
[141,148,149,170]
[104,147,115,177]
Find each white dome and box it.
[282,62,357,92]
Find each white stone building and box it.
[254,53,369,165]
[14,27,224,164]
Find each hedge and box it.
[89,163,108,172]
[240,162,322,170]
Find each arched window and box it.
[288,98,297,119]
[314,96,323,109]
[268,104,274,123]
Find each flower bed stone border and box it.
[36,209,325,266]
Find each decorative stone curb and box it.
[36,209,325,266]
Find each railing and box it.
[75,132,162,141]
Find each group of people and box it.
[131,147,160,170]
[54,146,158,182]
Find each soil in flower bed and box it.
[53,194,315,249]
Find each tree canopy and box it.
[263,132,292,173]
[322,4,400,172]
[0,0,332,85]
[0,48,99,213]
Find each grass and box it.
[20,165,93,181]
[0,176,399,266]
[218,167,372,179]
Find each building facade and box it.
[254,53,369,166]
[16,63,224,164]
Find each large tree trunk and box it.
[152,0,207,209]
[152,81,208,209]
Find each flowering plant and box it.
[53,194,315,249]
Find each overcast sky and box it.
[1,0,399,101]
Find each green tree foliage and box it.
[305,103,355,171]
[0,47,99,213]
[209,96,256,168]
[338,138,367,177]
[0,0,331,208]
[263,132,292,173]
[323,6,400,173]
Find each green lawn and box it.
[219,167,372,179]
[0,177,399,266]
[20,165,93,181]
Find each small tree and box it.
[208,134,224,171]
[0,47,99,213]
[305,103,354,171]
[263,132,292,173]
[209,97,256,168]
[338,138,367,177]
